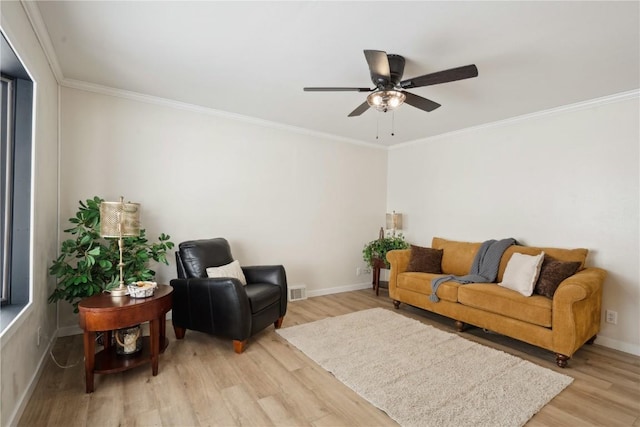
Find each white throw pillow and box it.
[206,260,247,285]
[499,252,545,296]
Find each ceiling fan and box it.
[304,50,478,117]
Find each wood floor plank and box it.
[221,384,274,426]
[17,288,640,426]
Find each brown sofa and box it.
[387,237,607,367]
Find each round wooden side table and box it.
[78,284,173,393]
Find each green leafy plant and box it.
[362,234,409,268]
[48,196,174,312]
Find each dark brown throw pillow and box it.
[406,245,443,274]
[534,255,581,298]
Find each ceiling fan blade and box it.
[401,64,478,89]
[348,101,370,117]
[304,87,373,92]
[364,50,391,86]
[403,91,441,112]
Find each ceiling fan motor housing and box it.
[386,54,405,89]
[369,54,406,90]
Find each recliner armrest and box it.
[170,277,252,339]
[242,265,288,317]
[242,265,287,287]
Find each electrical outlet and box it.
[605,310,618,325]
[356,267,362,276]
[37,327,42,347]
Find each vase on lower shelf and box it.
[115,325,142,355]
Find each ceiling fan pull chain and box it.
[391,111,395,136]
[376,113,379,140]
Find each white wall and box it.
[388,94,640,355]
[0,3,59,426]
[57,86,387,329]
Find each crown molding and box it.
[20,0,64,83]
[390,89,640,150]
[60,77,386,150]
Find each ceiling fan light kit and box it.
[304,50,478,119]
[367,90,406,112]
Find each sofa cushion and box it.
[534,256,581,298]
[499,252,545,297]
[458,284,552,327]
[432,237,482,276]
[406,245,443,274]
[497,245,588,282]
[397,272,459,302]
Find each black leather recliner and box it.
[170,238,287,353]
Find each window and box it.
[0,30,34,330]
[1,75,14,305]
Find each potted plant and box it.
[48,196,174,312]
[362,233,409,268]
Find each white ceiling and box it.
[31,1,639,146]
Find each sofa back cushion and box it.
[432,237,481,276]
[497,245,588,282]
[432,237,588,281]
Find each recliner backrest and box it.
[177,238,234,278]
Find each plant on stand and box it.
[48,196,174,312]
[362,232,409,268]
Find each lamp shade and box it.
[386,211,402,230]
[100,199,141,238]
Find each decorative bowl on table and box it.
[127,281,157,298]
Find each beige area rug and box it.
[277,308,573,427]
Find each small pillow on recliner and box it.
[534,255,581,298]
[406,245,443,274]
[206,260,247,285]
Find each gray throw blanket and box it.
[430,238,516,303]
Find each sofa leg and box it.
[393,300,400,309]
[174,326,186,340]
[555,353,570,368]
[454,321,466,332]
[233,340,247,354]
[586,335,597,345]
[274,316,284,329]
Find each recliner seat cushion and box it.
[245,283,282,314]
[458,283,552,327]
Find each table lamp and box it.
[99,196,140,297]
[385,210,403,237]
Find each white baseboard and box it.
[7,329,59,427]
[594,335,640,356]
[306,282,372,298]
[57,324,83,337]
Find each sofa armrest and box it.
[170,277,252,340]
[553,267,606,303]
[552,267,607,356]
[387,249,411,298]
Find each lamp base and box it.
[108,287,128,297]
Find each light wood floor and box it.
[19,289,640,426]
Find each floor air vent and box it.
[288,284,307,302]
